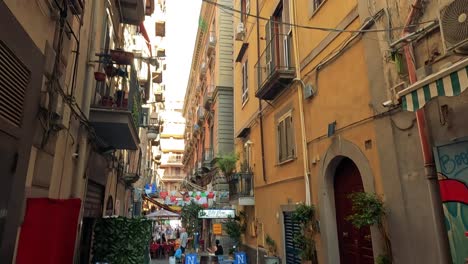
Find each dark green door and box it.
[283,211,301,264]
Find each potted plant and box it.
[292,203,319,264]
[94,71,106,81]
[215,152,238,181]
[347,192,392,264]
[110,49,134,65]
[265,234,280,264]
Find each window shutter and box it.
[245,60,248,98]
[277,122,282,161]
[283,212,302,264]
[287,116,295,158]
[283,0,291,33]
[265,18,275,74]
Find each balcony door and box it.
[265,0,292,74]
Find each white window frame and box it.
[242,60,249,105]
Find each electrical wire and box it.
[201,0,437,33]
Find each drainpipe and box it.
[256,0,267,183]
[401,1,450,262]
[71,0,100,198]
[290,0,311,206]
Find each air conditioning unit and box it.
[439,0,468,54]
[303,84,316,99]
[236,23,245,41]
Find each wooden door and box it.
[334,158,374,264]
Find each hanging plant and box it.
[346,192,392,264]
[94,71,106,81]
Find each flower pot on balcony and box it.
[94,72,106,81]
[110,49,134,65]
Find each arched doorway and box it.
[334,158,374,264]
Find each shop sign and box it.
[434,138,468,264]
[213,223,222,235]
[198,209,235,219]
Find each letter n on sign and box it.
[234,252,247,264]
[185,253,197,264]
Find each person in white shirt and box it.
[180,228,188,253]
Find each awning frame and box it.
[398,58,468,111]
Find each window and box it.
[277,113,295,162]
[310,0,324,15]
[242,60,248,104]
[265,0,292,73]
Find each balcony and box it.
[165,154,183,165]
[152,71,163,83]
[255,33,295,100]
[229,172,254,206]
[145,0,155,16]
[90,67,141,150]
[207,31,216,57]
[197,106,205,125]
[121,150,141,185]
[203,84,215,110]
[199,61,207,79]
[156,48,166,58]
[155,92,165,102]
[117,0,145,25]
[155,21,166,37]
[160,174,185,182]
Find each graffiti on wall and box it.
[434,139,468,263]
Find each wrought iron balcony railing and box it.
[255,32,295,100]
[229,172,254,200]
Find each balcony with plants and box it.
[90,54,142,150]
[255,32,295,100]
[229,161,254,206]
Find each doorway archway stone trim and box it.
[317,137,379,264]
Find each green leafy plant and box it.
[346,192,392,263]
[265,234,278,256]
[292,203,318,262]
[216,152,239,180]
[92,217,152,264]
[180,202,203,236]
[224,212,246,249]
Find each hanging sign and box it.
[198,209,235,219]
[213,223,222,235]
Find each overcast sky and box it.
[164,0,202,101]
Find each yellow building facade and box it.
[232,0,448,263]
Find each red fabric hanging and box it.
[16,198,82,264]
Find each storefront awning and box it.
[398,58,468,111]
